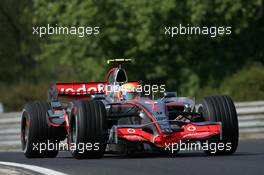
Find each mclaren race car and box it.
[21,59,239,158]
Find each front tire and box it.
[199,95,239,155]
[69,100,108,159]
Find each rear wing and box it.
[48,81,140,101]
[48,82,107,101]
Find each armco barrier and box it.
[0,101,263,150]
[0,112,20,150]
[236,101,264,139]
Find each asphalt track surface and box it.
[0,139,263,175]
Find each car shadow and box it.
[57,151,264,159]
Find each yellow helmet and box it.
[121,82,140,100]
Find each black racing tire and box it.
[198,95,239,155]
[69,100,108,159]
[21,102,61,158]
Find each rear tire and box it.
[198,95,239,155]
[21,102,62,158]
[69,100,108,159]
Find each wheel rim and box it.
[21,111,30,151]
[70,115,78,144]
[72,117,77,143]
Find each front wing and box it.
[113,121,221,147]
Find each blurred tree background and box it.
[0,0,264,111]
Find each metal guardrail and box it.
[0,112,20,150]
[0,102,4,113]
[0,101,263,150]
[236,101,264,139]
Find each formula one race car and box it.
[21,59,239,159]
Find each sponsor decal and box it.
[187,126,196,131]
[182,132,210,138]
[122,135,145,141]
[127,128,136,134]
[57,83,105,95]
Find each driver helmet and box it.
[121,82,140,100]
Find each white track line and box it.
[0,161,68,175]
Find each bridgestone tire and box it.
[21,102,61,158]
[69,100,108,159]
[199,96,239,155]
